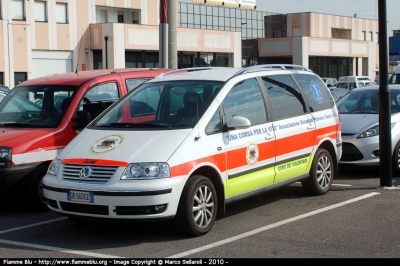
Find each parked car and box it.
[42,64,341,237]
[321,77,338,88]
[336,85,400,175]
[0,85,10,95]
[337,76,374,90]
[0,68,170,211]
[375,74,393,85]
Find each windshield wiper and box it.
[0,122,33,127]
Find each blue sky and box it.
[180,0,399,35]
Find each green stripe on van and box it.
[225,155,313,197]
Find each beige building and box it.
[0,0,242,87]
[259,12,387,79]
[0,1,387,87]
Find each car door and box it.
[222,78,276,199]
[261,74,316,183]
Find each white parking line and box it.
[0,239,124,258]
[332,184,353,187]
[0,217,67,235]
[168,192,380,258]
[294,182,352,187]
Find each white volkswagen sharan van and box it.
[42,65,342,237]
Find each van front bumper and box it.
[42,174,187,220]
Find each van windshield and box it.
[0,85,78,128]
[92,80,224,129]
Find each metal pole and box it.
[378,0,392,187]
[168,0,178,69]
[104,36,108,69]
[159,0,168,68]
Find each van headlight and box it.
[121,163,170,180]
[48,159,61,176]
[357,123,396,139]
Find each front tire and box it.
[174,176,217,237]
[302,148,334,195]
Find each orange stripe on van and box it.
[170,153,227,177]
[61,158,129,167]
[170,124,339,177]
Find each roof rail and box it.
[233,64,313,77]
[157,67,216,77]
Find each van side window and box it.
[205,109,222,134]
[126,78,150,91]
[85,82,119,102]
[222,78,267,125]
[76,82,120,128]
[262,75,306,120]
[293,74,335,112]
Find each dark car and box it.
[0,85,10,94]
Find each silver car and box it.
[336,85,400,175]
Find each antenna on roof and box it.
[75,36,83,73]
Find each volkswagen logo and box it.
[79,167,91,179]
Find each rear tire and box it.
[392,141,400,176]
[174,176,217,237]
[27,166,49,212]
[302,148,334,195]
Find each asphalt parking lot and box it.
[1,165,400,259]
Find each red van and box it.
[0,68,169,210]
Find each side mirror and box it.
[227,116,251,130]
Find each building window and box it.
[125,51,142,68]
[12,0,25,20]
[56,2,68,23]
[118,11,124,23]
[362,31,366,41]
[145,52,159,68]
[0,72,4,85]
[100,10,107,23]
[132,10,140,24]
[376,32,379,44]
[14,72,27,87]
[93,50,103,70]
[35,1,47,22]
[370,31,373,41]
[362,58,368,76]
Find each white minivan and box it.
[42,65,342,237]
[337,76,374,90]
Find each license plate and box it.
[67,190,94,203]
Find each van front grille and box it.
[62,164,118,184]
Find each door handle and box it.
[265,133,274,140]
